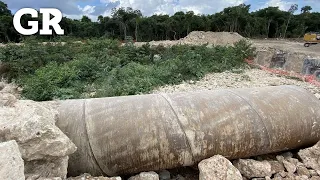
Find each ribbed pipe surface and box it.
[57,85,320,176]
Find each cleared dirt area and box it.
[250,39,320,74]
[134,32,320,73]
[252,39,320,57]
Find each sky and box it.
[2,0,320,21]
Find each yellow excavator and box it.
[304,32,320,47]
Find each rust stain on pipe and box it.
[57,86,320,176]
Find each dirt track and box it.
[252,39,320,57]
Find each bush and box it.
[0,39,255,101]
[21,62,80,101]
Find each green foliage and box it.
[0,42,77,79]
[0,39,255,101]
[21,62,80,101]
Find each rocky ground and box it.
[153,68,320,97]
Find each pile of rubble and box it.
[179,31,244,46]
[136,31,245,47]
[199,143,320,180]
[153,68,320,99]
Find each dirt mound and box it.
[134,31,245,47]
[180,31,244,46]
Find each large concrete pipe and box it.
[57,85,320,177]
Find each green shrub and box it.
[0,39,255,101]
[95,62,160,97]
[21,62,80,101]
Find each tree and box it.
[112,7,142,39]
[0,1,16,42]
[254,7,284,38]
[301,6,312,14]
[0,1,11,16]
[98,15,103,23]
[81,16,91,23]
[0,15,13,42]
[283,4,298,38]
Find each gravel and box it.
[153,68,320,98]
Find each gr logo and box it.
[13,8,64,35]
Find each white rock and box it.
[0,83,21,98]
[298,141,320,171]
[0,92,17,107]
[233,159,272,179]
[269,161,285,174]
[129,172,159,180]
[0,100,77,179]
[0,140,25,180]
[283,160,297,174]
[297,166,311,177]
[0,100,76,160]
[25,156,69,179]
[198,155,242,180]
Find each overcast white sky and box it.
[2,0,319,21]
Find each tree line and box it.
[0,0,318,43]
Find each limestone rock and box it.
[283,160,297,174]
[269,161,285,174]
[295,175,309,180]
[0,140,25,180]
[0,100,76,161]
[298,141,320,170]
[286,173,297,179]
[276,155,285,163]
[0,100,76,179]
[25,156,69,179]
[129,172,159,180]
[198,155,242,180]
[309,170,319,177]
[67,174,122,180]
[297,166,311,177]
[274,171,288,178]
[252,177,271,180]
[0,82,21,98]
[0,92,17,107]
[273,177,282,180]
[27,177,62,180]
[233,159,272,179]
[288,158,300,166]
